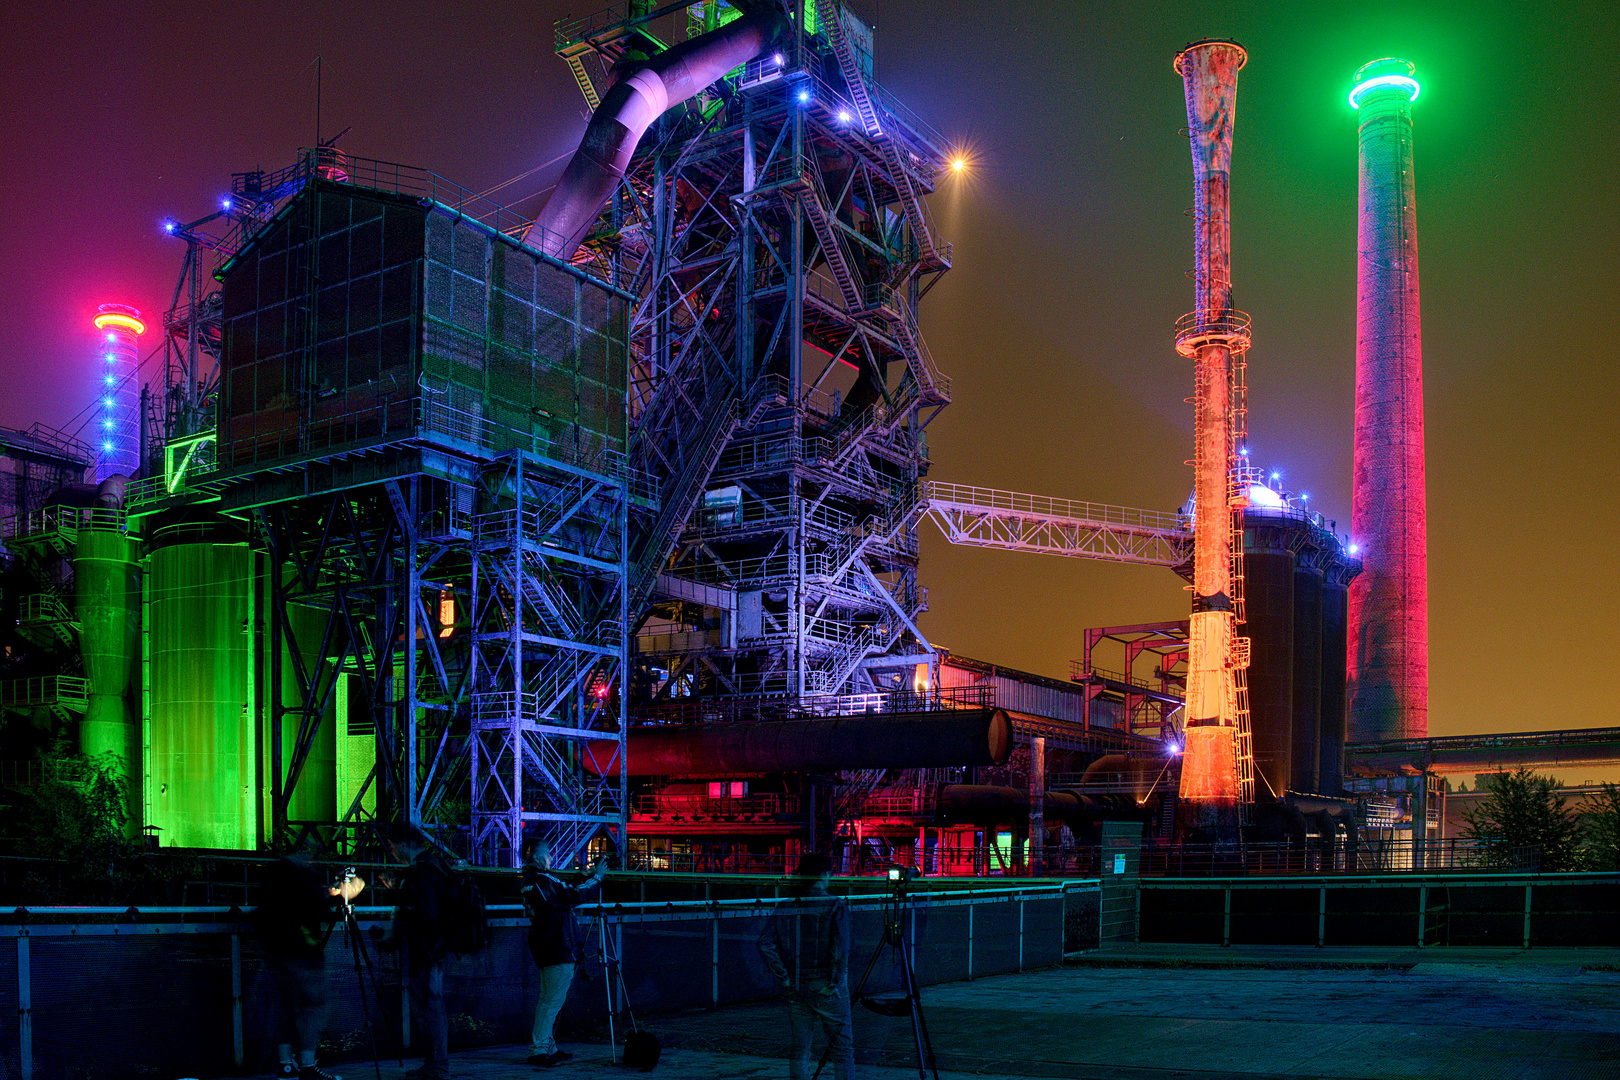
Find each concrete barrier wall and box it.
[1138,873,1620,948]
[3,886,1064,1079]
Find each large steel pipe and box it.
[524,6,787,259]
[585,708,1012,776]
[936,785,1151,827]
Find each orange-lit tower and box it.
[1173,40,1252,834]
[1347,59,1427,741]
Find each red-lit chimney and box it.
[1347,59,1427,742]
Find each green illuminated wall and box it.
[279,599,336,826]
[146,538,255,848]
[76,525,141,801]
[334,672,376,820]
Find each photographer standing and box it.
[757,853,855,1080]
[254,833,363,1080]
[379,825,454,1080]
[520,837,607,1067]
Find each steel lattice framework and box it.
[558,0,955,718]
[469,452,629,864]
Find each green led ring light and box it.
[1349,73,1421,109]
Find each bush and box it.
[1461,767,1584,872]
[0,750,157,903]
[1582,783,1620,872]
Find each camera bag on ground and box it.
[623,1027,661,1072]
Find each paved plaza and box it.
[237,946,1620,1080]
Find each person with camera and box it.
[757,853,855,1080]
[254,831,364,1080]
[376,825,455,1080]
[520,837,608,1067]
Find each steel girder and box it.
[258,475,471,850]
[468,451,628,868]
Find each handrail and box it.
[925,482,1190,534]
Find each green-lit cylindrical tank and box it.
[76,517,141,796]
[146,516,256,849]
[280,595,336,826]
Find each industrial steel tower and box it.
[94,305,143,480]
[1173,40,1253,831]
[1347,58,1426,741]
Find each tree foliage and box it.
[1461,767,1584,872]
[1,750,144,902]
[1582,782,1620,872]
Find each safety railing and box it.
[925,482,1189,533]
[0,675,90,712]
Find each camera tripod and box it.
[812,870,938,1080]
[321,869,400,1080]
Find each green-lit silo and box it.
[146,517,256,848]
[76,518,141,793]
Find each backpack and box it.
[440,865,490,955]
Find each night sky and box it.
[2,2,1615,749]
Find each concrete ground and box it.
[286,946,1620,1080]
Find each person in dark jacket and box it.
[758,853,854,1080]
[520,837,607,1066]
[255,833,363,1080]
[379,826,454,1080]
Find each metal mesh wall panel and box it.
[219,182,427,469]
[964,898,1021,978]
[0,942,17,1080]
[9,894,1061,1074]
[910,904,969,985]
[219,178,628,474]
[29,935,234,1078]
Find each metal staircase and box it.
[813,0,949,271]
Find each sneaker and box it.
[548,1050,574,1061]
[298,1067,342,1080]
[276,1064,298,1080]
[526,1052,566,1067]
[403,1070,450,1080]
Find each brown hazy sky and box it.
[1,1,1615,747]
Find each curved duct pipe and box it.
[583,708,1013,776]
[1280,802,1309,849]
[523,5,788,259]
[1312,809,1340,863]
[935,785,1152,828]
[95,475,128,509]
[1081,754,1180,801]
[1282,792,1358,818]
